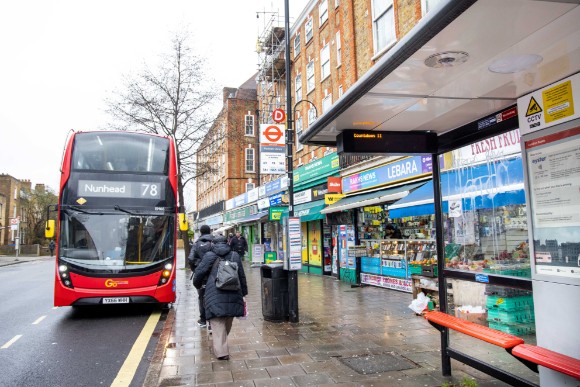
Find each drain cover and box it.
[339,352,417,374]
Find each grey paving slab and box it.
[148,251,539,386]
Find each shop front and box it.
[293,153,341,276]
[321,156,431,285]
[294,199,326,275]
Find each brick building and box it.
[0,174,25,245]
[195,75,259,229]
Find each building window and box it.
[421,0,443,15]
[306,60,315,93]
[335,0,340,7]
[305,17,313,42]
[245,183,255,192]
[295,116,303,151]
[245,113,254,136]
[336,31,342,66]
[294,33,301,57]
[338,85,343,98]
[319,0,328,25]
[322,94,332,113]
[245,148,255,172]
[307,106,317,127]
[321,44,330,80]
[295,74,302,101]
[14,188,17,200]
[372,0,396,54]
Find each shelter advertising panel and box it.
[525,126,580,279]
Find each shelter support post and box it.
[432,152,451,375]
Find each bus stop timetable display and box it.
[78,180,162,199]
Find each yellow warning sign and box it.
[542,80,574,124]
[525,96,542,117]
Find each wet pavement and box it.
[149,251,514,387]
[1,253,520,386]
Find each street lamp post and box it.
[284,0,299,323]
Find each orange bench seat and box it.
[424,311,524,349]
[512,344,580,380]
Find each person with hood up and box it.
[187,225,213,327]
[193,235,248,360]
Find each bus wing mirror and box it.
[45,219,55,239]
[178,213,189,232]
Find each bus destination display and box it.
[78,180,162,199]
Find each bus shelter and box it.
[299,1,580,385]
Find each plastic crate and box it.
[381,266,407,278]
[486,295,534,312]
[485,285,530,297]
[487,308,535,324]
[421,264,438,277]
[361,265,381,275]
[409,265,422,275]
[488,321,536,336]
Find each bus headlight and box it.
[58,264,74,289]
[158,265,172,286]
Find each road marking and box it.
[110,310,161,387]
[32,315,47,325]
[1,335,23,349]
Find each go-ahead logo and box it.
[105,279,129,288]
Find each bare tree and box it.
[106,32,220,256]
[20,187,58,245]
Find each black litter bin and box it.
[260,263,289,322]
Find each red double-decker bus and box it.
[46,131,188,307]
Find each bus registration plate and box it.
[103,297,129,304]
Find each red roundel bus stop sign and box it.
[272,108,286,123]
[263,125,284,143]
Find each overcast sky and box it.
[0,0,306,194]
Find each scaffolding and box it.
[256,10,287,126]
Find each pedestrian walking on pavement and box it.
[229,230,248,258]
[193,235,248,360]
[187,225,213,328]
[49,240,56,257]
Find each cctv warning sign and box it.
[518,73,579,135]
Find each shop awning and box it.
[212,224,236,235]
[294,200,326,222]
[235,211,269,225]
[389,159,526,218]
[321,181,426,214]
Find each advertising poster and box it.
[301,222,308,264]
[338,225,347,268]
[285,217,302,271]
[525,126,580,279]
[308,221,322,267]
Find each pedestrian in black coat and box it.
[229,231,248,258]
[193,235,248,360]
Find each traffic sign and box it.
[10,218,19,225]
[272,108,286,123]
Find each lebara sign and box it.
[342,156,432,194]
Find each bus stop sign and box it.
[272,108,286,123]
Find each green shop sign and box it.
[269,206,288,221]
[293,152,339,186]
[224,206,252,223]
